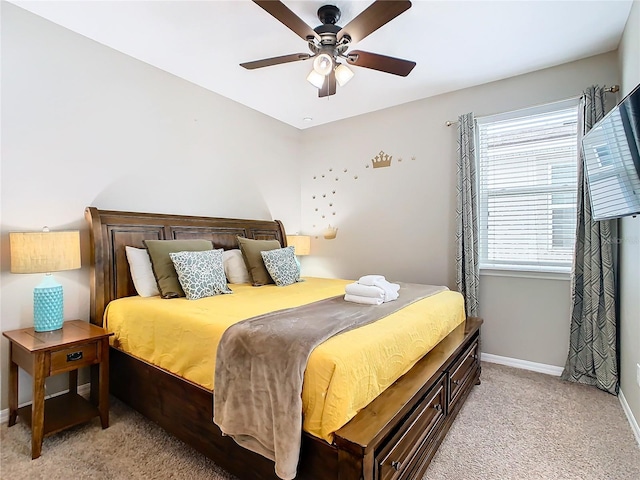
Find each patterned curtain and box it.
[561,86,618,395]
[456,113,479,317]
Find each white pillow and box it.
[125,246,160,297]
[222,249,251,284]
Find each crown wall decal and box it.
[372,150,392,169]
[323,225,338,240]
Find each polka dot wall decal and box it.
[333,212,336,215]
[312,195,316,199]
[322,174,325,178]
[344,168,348,172]
[332,190,336,194]
[354,175,358,179]
[329,203,333,206]
[322,215,325,218]
[366,165,370,168]
[313,176,316,179]
[335,177,339,181]
[315,208,318,211]
[398,157,403,162]
[329,168,333,172]
[322,194,326,198]
[412,156,416,161]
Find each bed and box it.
[85,206,482,480]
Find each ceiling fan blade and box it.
[347,50,416,77]
[240,53,310,70]
[337,0,411,44]
[253,0,320,42]
[319,71,337,98]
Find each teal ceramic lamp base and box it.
[33,274,64,332]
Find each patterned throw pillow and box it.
[144,239,213,298]
[169,249,232,300]
[260,246,301,287]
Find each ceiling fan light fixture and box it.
[335,63,354,87]
[242,1,416,98]
[307,69,325,89]
[313,53,334,76]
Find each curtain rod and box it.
[444,85,620,127]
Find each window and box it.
[476,99,579,273]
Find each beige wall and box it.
[0,3,302,407]
[300,52,621,369]
[618,0,640,437]
[1,2,635,441]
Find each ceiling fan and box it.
[240,0,416,98]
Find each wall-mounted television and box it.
[582,83,640,221]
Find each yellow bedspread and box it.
[104,277,465,442]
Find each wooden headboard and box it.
[84,207,287,327]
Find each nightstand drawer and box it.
[50,342,98,374]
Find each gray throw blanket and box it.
[213,283,447,480]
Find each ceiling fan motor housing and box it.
[315,5,343,44]
[317,5,341,25]
[310,5,351,60]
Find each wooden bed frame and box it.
[85,206,482,480]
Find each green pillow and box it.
[237,237,281,286]
[143,239,213,298]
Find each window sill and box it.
[480,267,571,281]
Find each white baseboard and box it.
[619,389,640,448]
[0,383,90,424]
[481,352,564,376]
[482,353,639,448]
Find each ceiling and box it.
[10,1,634,129]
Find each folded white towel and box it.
[344,294,383,305]
[373,279,400,302]
[345,282,385,299]
[358,274,385,286]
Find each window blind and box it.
[476,99,579,272]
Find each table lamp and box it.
[286,235,311,257]
[286,235,311,274]
[10,228,81,332]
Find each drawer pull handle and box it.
[391,460,402,471]
[452,379,460,386]
[66,352,83,362]
[434,403,442,412]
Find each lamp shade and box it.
[335,64,354,86]
[307,70,325,89]
[313,53,333,76]
[286,235,311,256]
[10,231,81,273]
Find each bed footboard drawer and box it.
[449,336,479,410]
[375,374,446,480]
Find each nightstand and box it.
[3,320,113,459]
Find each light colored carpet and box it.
[1,363,638,479]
